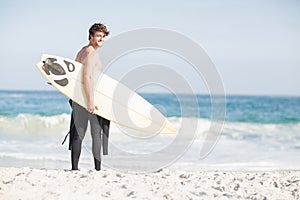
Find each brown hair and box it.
[88,23,110,40]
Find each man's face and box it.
[90,31,106,47]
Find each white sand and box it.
[0,167,299,200]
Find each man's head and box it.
[88,23,110,40]
[88,23,110,47]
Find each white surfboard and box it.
[36,54,176,134]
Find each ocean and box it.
[0,90,300,171]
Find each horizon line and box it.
[0,88,299,97]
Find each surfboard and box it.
[36,54,176,134]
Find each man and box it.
[69,23,110,171]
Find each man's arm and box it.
[82,50,96,113]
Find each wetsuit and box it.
[68,100,110,171]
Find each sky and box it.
[0,0,299,95]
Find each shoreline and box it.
[1,167,299,199]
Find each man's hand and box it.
[87,100,95,113]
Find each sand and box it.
[0,167,299,199]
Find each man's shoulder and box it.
[77,46,96,61]
[83,46,96,55]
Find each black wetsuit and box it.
[68,100,110,171]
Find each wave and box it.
[1,114,300,142]
[0,114,70,136]
[1,114,300,170]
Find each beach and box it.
[1,0,300,198]
[1,91,300,199]
[1,167,299,199]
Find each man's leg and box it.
[71,103,88,170]
[90,113,102,171]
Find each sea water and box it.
[0,90,299,171]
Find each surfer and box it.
[69,23,110,171]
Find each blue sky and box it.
[0,0,299,95]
